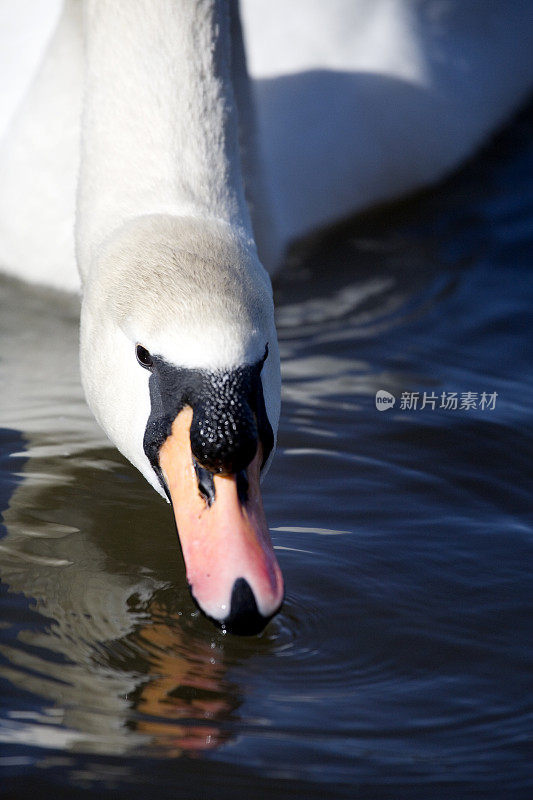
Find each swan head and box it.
[80,215,282,634]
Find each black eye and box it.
[136,344,153,369]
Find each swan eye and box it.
[136,344,153,369]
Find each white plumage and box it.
[1,1,532,290]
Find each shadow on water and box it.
[0,103,532,798]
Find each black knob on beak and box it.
[190,395,258,474]
[189,368,260,474]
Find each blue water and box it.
[0,105,532,799]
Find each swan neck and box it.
[77,0,253,275]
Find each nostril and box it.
[236,469,249,504]
[222,578,270,635]
[193,460,216,505]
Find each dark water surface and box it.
[1,106,532,799]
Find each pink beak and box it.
[159,407,284,634]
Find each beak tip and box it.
[201,577,283,636]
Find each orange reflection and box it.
[132,601,236,757]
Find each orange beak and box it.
[159,407,284,634]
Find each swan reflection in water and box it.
[129,596,238,756]
[0,441,240,758]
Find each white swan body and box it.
[246,0,533,243]
[0,0,532,631]
[1,0,532,289]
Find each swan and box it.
[0,0,531,633]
